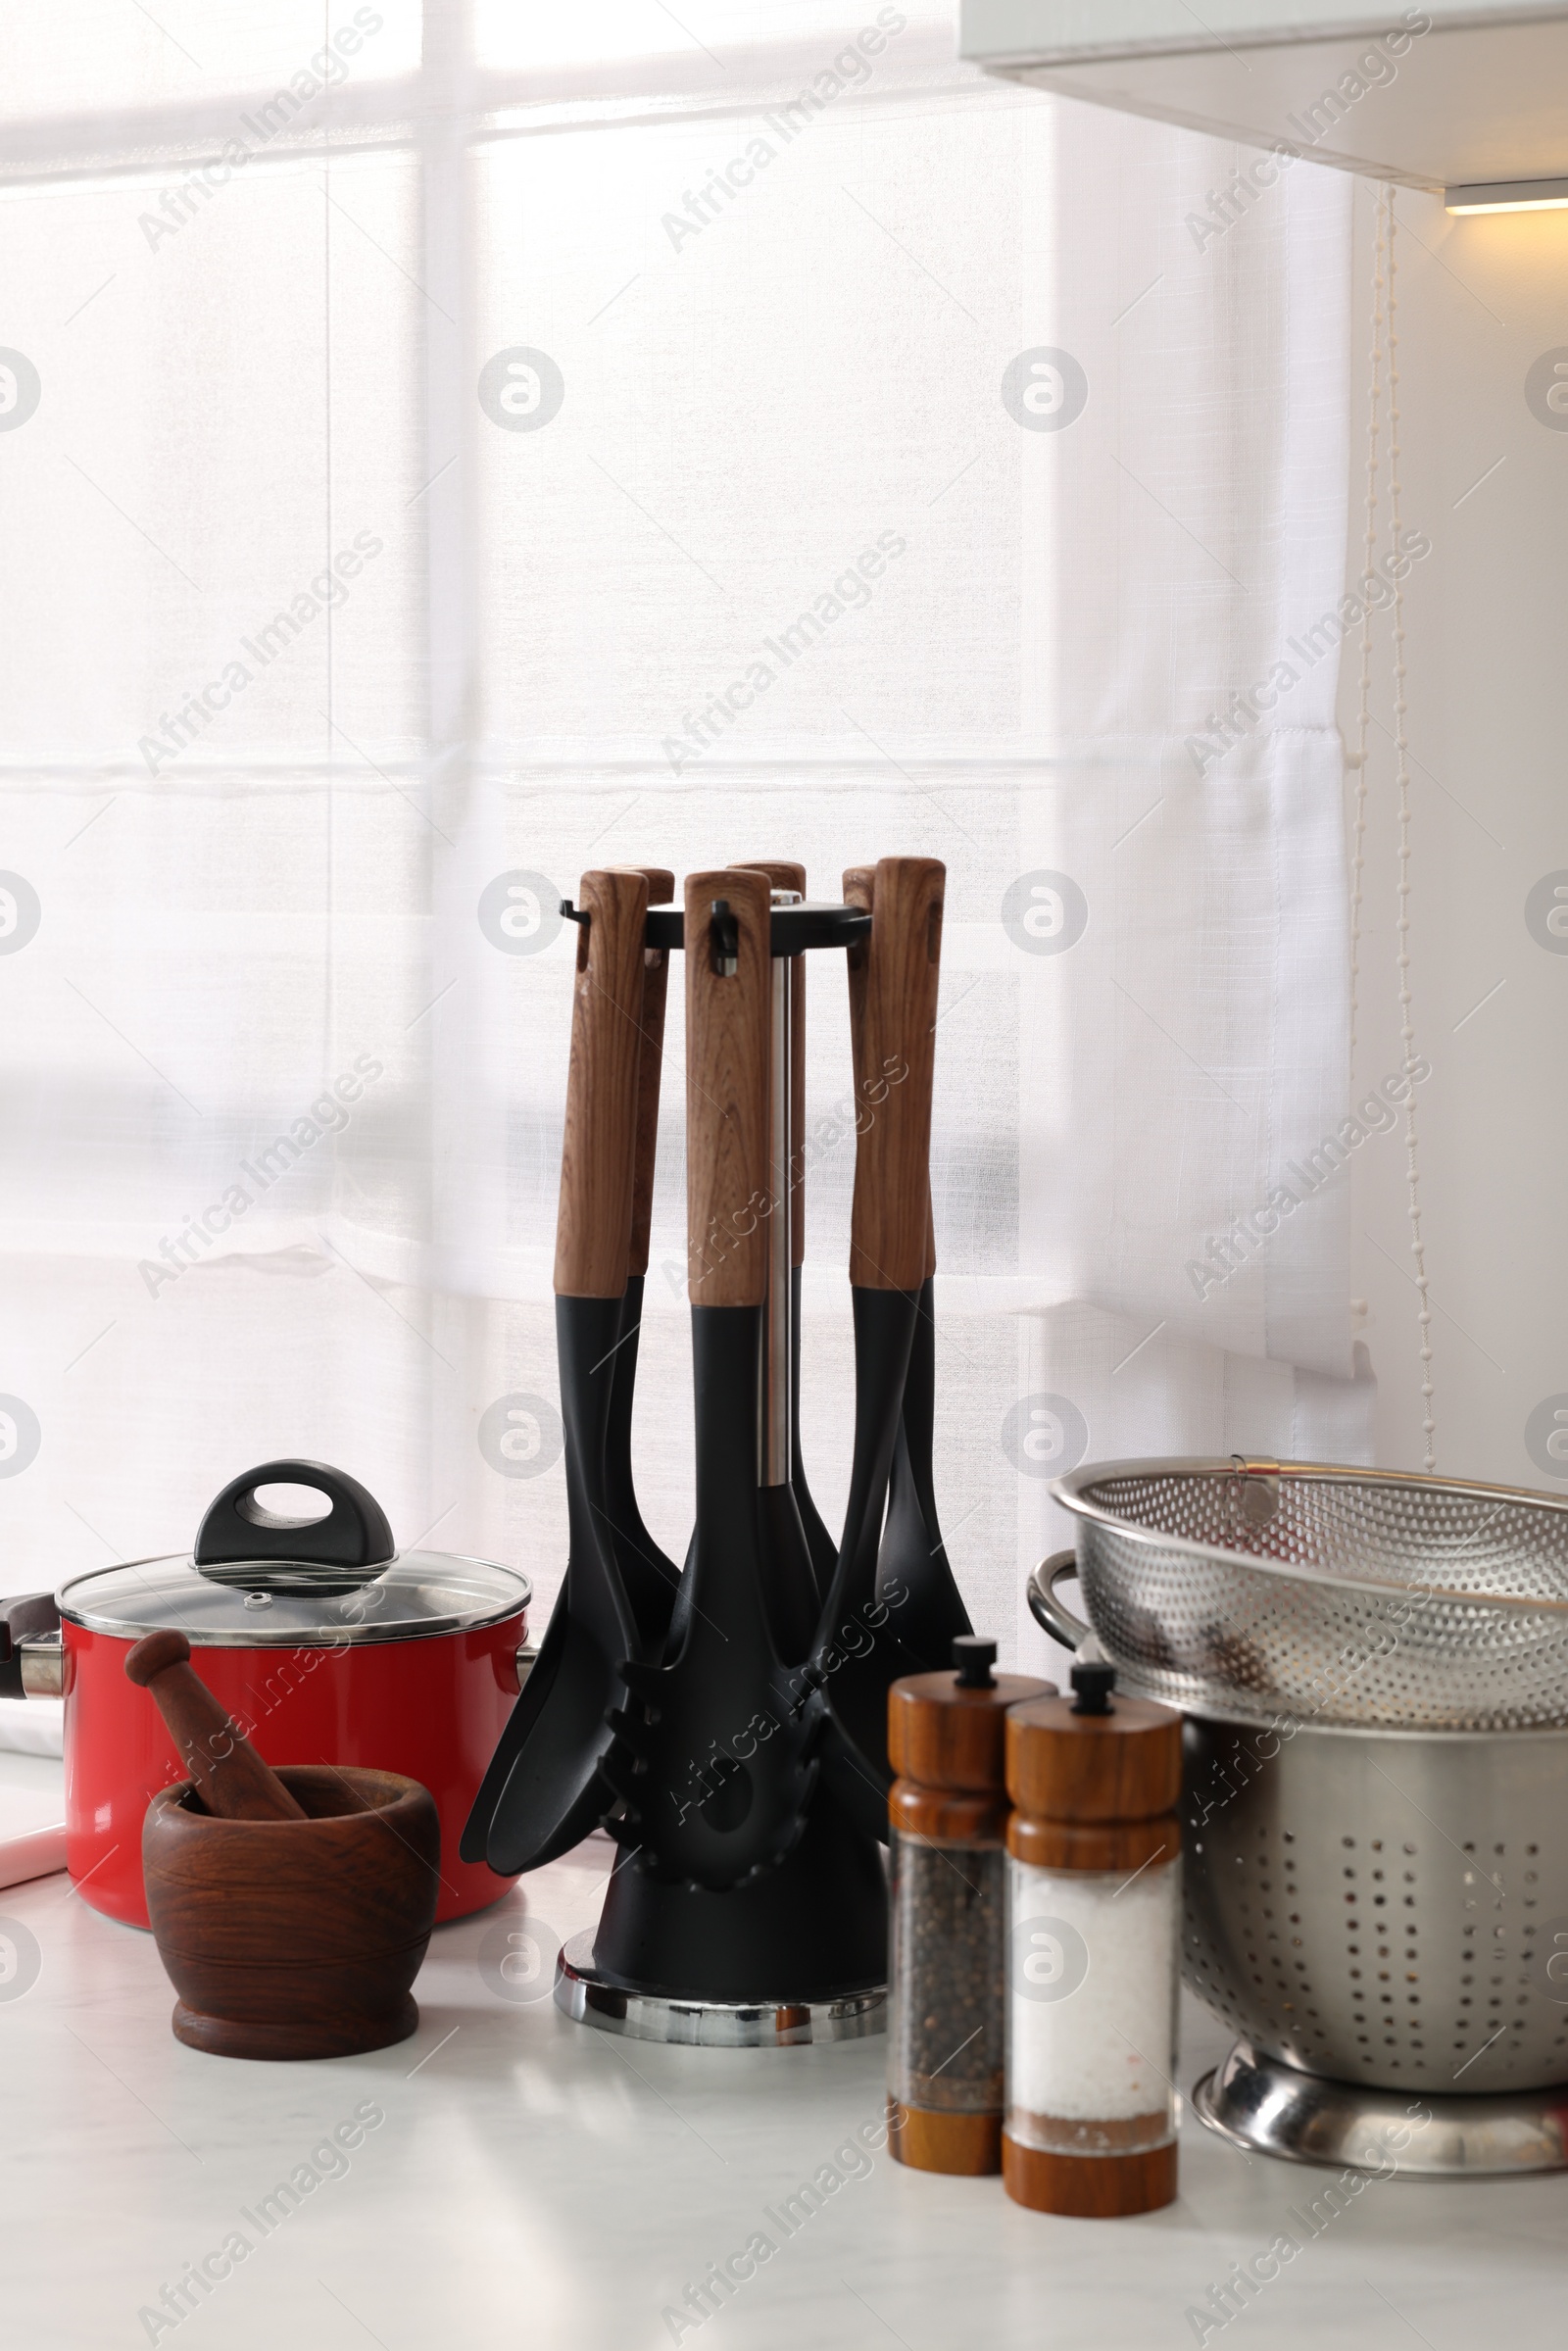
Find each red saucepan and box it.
[0,1460,531,1929]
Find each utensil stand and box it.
[571,879,894,2033]
[464,862,972,2040]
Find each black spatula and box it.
[811,857,961,1818]
[870,869,971,1668]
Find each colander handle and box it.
[1027,1551,1091,1649]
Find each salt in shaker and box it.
[1003,1645,1182,2216]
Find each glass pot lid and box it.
[55,1459,530,1648]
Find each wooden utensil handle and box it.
[845,857,945,1291]
[614,866,675,1280]
[843,859,875,1140]
[738,861,807,1266]
[848,860,937,1274]
[124,1630,307,1822]
[685,868,771,1307]
[555,867,650,1298]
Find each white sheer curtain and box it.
[0,2,1366,1750]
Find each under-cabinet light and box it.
[1445,176,1568,215]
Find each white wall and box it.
[1344,180,1568,1489]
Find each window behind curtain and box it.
[0,4,1363,1753]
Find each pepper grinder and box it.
[887,1635,1055,2175]
[1003,1642,1182,2217]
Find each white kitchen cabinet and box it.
[959,1,1568,192]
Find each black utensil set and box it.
[463,857,970,2005]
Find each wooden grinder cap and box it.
[1004,1660,1181,1875]
[888,1638,1055,1841]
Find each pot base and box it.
[555,1932,884,2046]
[172,1992,419,2063]
[1194,2039,1568,2177]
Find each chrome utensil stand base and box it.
[1194,2040,1568,2177]
[554,1932,886,2047]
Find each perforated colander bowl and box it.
[1039,1457,1568,1732]
[1181,1713,1568,2097]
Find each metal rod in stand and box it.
[759,887,801,1488]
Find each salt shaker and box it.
[1003,1646,1182,2216]
[887,1636,1056,2174]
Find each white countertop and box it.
[0,1760,1559,2351]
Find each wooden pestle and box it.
[124,1630,307,1821]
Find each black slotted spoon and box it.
[600,869,820,1889]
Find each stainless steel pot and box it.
[1182,1712,1568,2097]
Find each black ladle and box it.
[599,864,683,1653]
[462,867,647,1876]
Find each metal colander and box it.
[1181,1714,1568,2101]
[1037,1457,1568,1732]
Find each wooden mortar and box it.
[142,1764,440,2061]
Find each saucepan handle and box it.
[195,1461,394,1570]
[0,1592,63,1700]
[1027,1550,1092,1649]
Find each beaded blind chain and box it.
[1348,186,1435,1470]
[1385,197,1437,1472]
[1347,190,1386,1063]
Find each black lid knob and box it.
[953,1636,997,1690]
